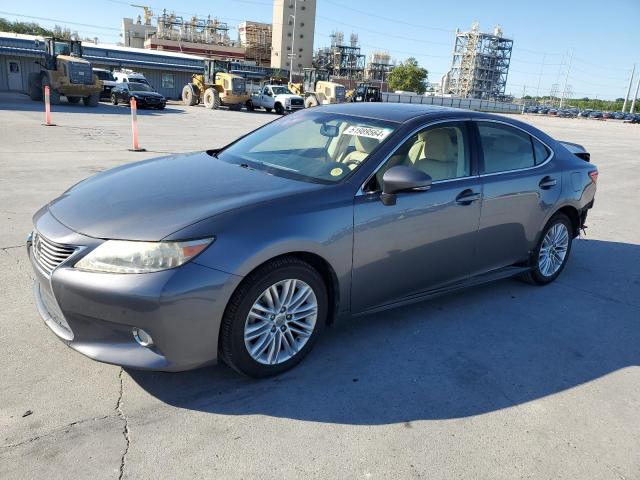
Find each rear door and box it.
[472,120,561,275]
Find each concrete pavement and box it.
[1,92,638,479]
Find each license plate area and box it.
[35,281,74,341]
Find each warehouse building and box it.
[0,32,204,99]
[1,32,287,99]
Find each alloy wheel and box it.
[538,223,569,277]
[244,279,317,365]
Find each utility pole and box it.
[631,74,640,114]
[536,53,546,98]
[622,64,636,113]
[521,84,527,113]
[559,50,573,109]
[288,0,298,83]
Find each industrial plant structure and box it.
[121,8,244,60]
[313,31,366,81]
[365,51,395,82]
[447,23,513,100]
[238,21,272,67]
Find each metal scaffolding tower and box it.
[448,23,513,100]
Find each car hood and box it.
[47,151,323,241]
[275,94,303,101]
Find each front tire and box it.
[111,94,118,105]
[274,103,285,115]
[83,93,99,107]
[203,88,221,109]
[521,213,573,285]
[219,257,327,378]
[182,83,198,106]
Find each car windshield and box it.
[127,82,153,92]
[271,86,292,95]
[217,111,397,184]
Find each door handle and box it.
[539,176,557,189]
[455,189,481,205]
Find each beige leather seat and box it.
[408,131,428,163]
[414,129,457,181]
[341,135,379,168]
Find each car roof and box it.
[318,102,479,123]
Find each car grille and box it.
[291,98,304,106]
[32,232,77,275]
[68,62,94,85]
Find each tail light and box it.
[589,170,598,183]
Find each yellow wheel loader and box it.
[182,60,250,110]
[288,69,347,108]
[28,38,102,106]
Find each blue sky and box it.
[2,0,639,99]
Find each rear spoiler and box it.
[559,141,590,162]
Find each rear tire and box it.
[42,77,61,105]
[520,213,573,285]
[111,94,118,105]
[83,93,99,107]
[219,257,327,378]
[28,73,42,101]
[182,83,198,106]
[203,88,221,109]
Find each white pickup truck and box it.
[248,84,305,114]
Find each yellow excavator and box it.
[182,60,251,110]
[288,68,347,108]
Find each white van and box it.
[113,69,150,86]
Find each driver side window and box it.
[369,122,471,191]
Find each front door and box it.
[352,121,482,312]
[7,60,22,91]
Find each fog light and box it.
[132,328,153,347]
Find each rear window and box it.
[532,137,551,165]
[95,70,114,81]
[477,122,536,173]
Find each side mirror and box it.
[381,165,432,206]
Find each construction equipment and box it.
[28,38,101,106]
[288,68,346,108]
[347,83,382,102]
[182,60,250,110]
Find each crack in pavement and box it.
[116,368,131,480]
[1,414,115,449]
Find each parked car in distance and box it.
[27,104,598,377]
[248,84,304,114]
[111,81,166,109]
[589,111,603,119]
[602,111,613,119]
[613,112,625,120]
[93,68,117,100]
[113,69,150,86]
[548,109,558,115]
[538,107,550,114]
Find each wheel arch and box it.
[228,251,340,326]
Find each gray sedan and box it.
[28,104,598,377]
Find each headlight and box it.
[74,238,214,274]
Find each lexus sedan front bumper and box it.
[28,210,242,371]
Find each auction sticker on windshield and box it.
[343,125,392,140]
